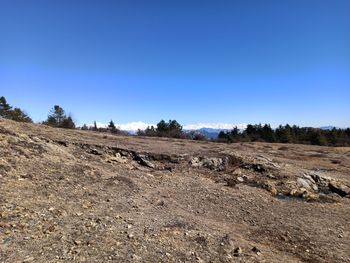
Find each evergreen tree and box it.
[0,96,33,123]
[276,124,293,143]
[167,120,183,138]
[156,120,168,135]
[61,116,75,129]
[10,108,33,123]
[108,120,117,133]
[309,129,327,145]
[218,131,229,141]
[140,120,185,138]
[0,96,12,118]
[44,105,75,129]
[144,125,157,136]
[262,124,275,142]
[46,105,66,127]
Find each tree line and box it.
[218,124,350,146]
[1,95,349,146]
[0,96,32,123]
[0,96,75,129]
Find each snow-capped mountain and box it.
[320,126,336,130]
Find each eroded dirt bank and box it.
[1,119,349,262]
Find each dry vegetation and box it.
[1,119,349,262]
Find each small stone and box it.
[281,235,288,241]
[48,207,55,211]
[23,257,35,262]
[252,246,261,254]
[302,192,319,199]
[233,247,242,256]
[74,240,82,245]
[264,182,277,196]
[237,177,244,183]
[290,188,306,197]
[48,225,55,232]
[90,148,102,155]
[132,254,142,260]
[267,174,276,179]
[196,256,202,261]
[127,233,134,239]
[156,200,165,206]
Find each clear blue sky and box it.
[1,0,349,127]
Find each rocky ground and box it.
[0,118,349,263]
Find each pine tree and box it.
[10,108,33,123]
[0,96,33,123]
[262,124,275,142]
[0,96,12,118]
[44,105,75,129]
[144,125,157,136]
[45,105,66,127]
[108,120,117,133]
[156,120,168,135]
[61,116,75,129]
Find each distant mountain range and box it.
[185,128,231,139]
[320,126,336,130]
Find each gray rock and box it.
[237,177,244,183]
[89,148,103,155]
[329,181,350,197]
[297,174,318,192]
[297,177,318,191]
[134,154,156,169]
[303,173,316,184]
[190,157,227,171]
[297,178,312,190]
[140,159,156,169]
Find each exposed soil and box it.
[1,119,349,262]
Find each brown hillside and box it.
[1,119,349,262]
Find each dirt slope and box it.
[1,119,349,263]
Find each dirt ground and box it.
[1,119,349,262]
